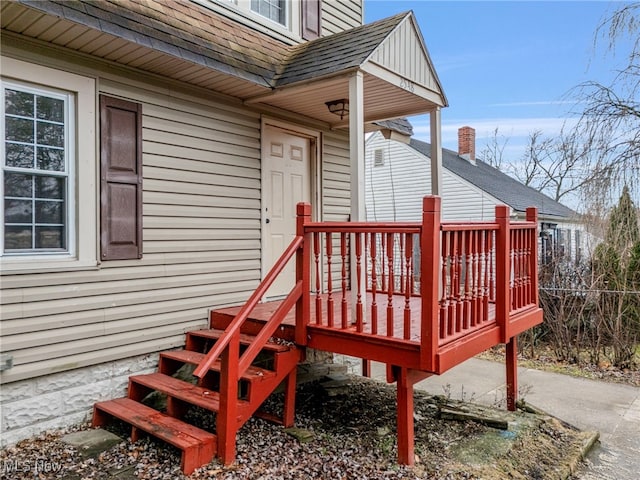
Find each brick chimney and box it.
[458,126,476,164]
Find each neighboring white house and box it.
[366,124,586,263]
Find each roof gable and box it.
[366,14,445,103]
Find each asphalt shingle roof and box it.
[18,0,286,86]
[409,138,577,219]
[19,0,409,90]
[373,119,414,137]
[275,12,408,86]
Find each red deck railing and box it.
[299,197,540,371]
[195,196,541,380]
[304,224,422,339]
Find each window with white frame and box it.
[1,56,96,272]
[2,82,73,255]
[250,0,286,26]
[213,0,321,40]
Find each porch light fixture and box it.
[325,99,349,119]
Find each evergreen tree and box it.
[605,185,640,262]
[592,185,640,368]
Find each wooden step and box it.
[210,310,295,341]
[129,372,250,416]
[93,397,216,475]
[187,328,291,353]
[159,349,276,382]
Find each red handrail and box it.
[193,235,304,379]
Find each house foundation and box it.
[0,353,158,447]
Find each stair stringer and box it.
[214,340,303,464]
[236,346,302,428]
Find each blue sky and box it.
[365,1,633,160]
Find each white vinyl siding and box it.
[0,62,355,385]
[321,0,362,36]
[365,134,428,222]
[322,130,351,221]
[0,76,263,383]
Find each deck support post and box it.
[396,367,415,466]
[218,330,240,464]
[362,359,371,377]
[506,335,518,411]
[282,367,297,427]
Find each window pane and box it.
[36,96,64,122]
[35,176,64,199]
[36,121,64,148]
[35,226,64,249]
[3,85,70,255]
[35,200,63,224]
[4,226,32,250]
[4,199,32,223]
[5,143,34,168]
[36,147,64,171]
[4,172,33,197]
[5,89,34,117]
[251,0,286,25]
[5,117,34,143]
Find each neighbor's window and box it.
[251,0,286,26]
[374,149,385,167]
[2,82,73,255]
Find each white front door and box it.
[262,125,312,298]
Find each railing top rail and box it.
[304,222,422,234]
[510,221,537,230]
[441,223,499,232]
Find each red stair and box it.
[93,327,301,474]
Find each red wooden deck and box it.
[207,196,543,374]
[96,196,543,472]
[198,197,543,466]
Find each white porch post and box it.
[349,70,365,220]
[349,70,366,326]
[430,107,443,195]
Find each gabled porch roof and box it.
[2,1,446,127]
[251,11,448,127]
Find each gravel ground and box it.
[0,376,591,480]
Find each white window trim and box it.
[195,0,302,44]
[0,56,97,273]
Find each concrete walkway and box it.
[370,359,640,479]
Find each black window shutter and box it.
[100,95,143,260]
[302,0,321,40]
